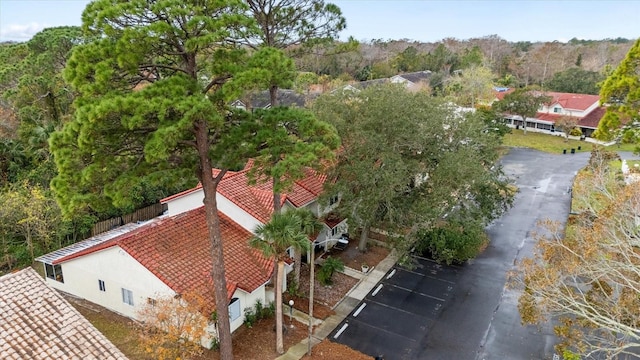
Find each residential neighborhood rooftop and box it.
[162,161,328,224]
[37,207,274,314]
[0,268,128,360]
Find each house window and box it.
[229,298,241,322]
[98,280,106,292]
[45,263,64,283]
[331,226,339,237]
[121,288,134,306]
[329,195,339,206]
[553,107,561,113]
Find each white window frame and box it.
[331,226,339,237]
[229,298,241,322]
[45,263,64,283]
[121,288,134,306]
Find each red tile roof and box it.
[161,169,235,203]
[163,161,329,223]
[578,106,606,129]
[0,268,128,359]
[494,88,515,101]
[535,113,562,122]
[544,92,600,111]
[54,208,273,313]
[217,165,328,222]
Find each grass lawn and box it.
[502,129,593,154]
[502,129,640,154]
[69,299,150,359]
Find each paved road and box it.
[332,148,640,360]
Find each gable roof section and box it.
[217,165,328,221]
[578,106,606,129]
[545,92,599,111]
[160,168,233,203]
[247,89,308,109]
[41,208,273,313]
[397,70,432,84]
[0,268,127,360]
[163,162,329,223]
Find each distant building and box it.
[496,90,605,137]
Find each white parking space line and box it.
[333,323,349,339]
[371,284,383,296]
[386,269,396,279]
[353,303,367,317]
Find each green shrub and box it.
[317,256,344,285]
[261,301,275,318]
[209,337,220,350]
[243,307,258,328]
[416,221,487,265]
[286,276,303,298]
[569,127,582,136]
[243,300,275,328]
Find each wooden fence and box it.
[91,203,168,237]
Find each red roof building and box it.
[494,89,605,136]
[36,207,274,338]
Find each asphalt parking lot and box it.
[331,257,460,359]
[330,148,637,360]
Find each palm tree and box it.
[249,211,311,354]
[292,208,323,285]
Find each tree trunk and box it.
[275,260,285,354]
[358,223,370,252]
[273,176,281,214]
[293,250,302,285]
[269,85,278,107]
[194,119,234,360]
[307,246,314,356]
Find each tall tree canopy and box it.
[239,0,345,106]
[0,26,85,187]
[241,0,345,50]
[594,39,640,145]
[50,1,272,358]
[313,84,512,256]
[445,64,496,108]
[545,67,604,95]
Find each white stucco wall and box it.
[44,246,175,320]
[229,286,268,332]
[164,188,263,234]
[540,100,598,118]
[217,194,263,234]
[44,245,270,339]
[164,190,205,216]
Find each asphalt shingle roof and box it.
[0,268,128,360]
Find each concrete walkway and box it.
[276,250,398,359]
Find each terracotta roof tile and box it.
[160,169,235,203]
[161,161,329,220]
[53,208,273,314]
[0,269,128,359]
[216,164,328,221]
[578,107,606,129]
[545,92,600,111]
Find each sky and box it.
[1,0,639,43]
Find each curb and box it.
[276,251,398,359]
